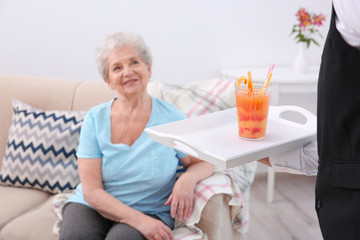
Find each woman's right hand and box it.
[135,214,174,240]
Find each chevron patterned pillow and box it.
[0,99,86,194]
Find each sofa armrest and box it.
[196,194,245,240]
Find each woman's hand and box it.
[165,155,214,221]
[135,214,174,240]
[165,173,196,221]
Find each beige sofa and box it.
[0,74,255,240]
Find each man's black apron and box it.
[316,6,360,240]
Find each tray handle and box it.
[145,128,204,157]
[269,105,316,131]
[172,139,199,157]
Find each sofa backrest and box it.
[0,75,118,170]
[72,81,118,111]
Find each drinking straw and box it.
[265,64,274,85]
[259,64,274,96]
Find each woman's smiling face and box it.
[106,46,151,97]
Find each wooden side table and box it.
[220,66,319,202]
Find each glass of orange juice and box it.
[235,82,271,140]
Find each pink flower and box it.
[290,7,326,48]
[296,8,312,31]
[313,14,326,26]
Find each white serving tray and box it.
[145,105,316,169]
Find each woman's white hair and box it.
[96,32,152,80]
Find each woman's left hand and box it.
[164,174,196,221]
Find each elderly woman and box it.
[59,32,214,240]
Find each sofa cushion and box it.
[0,185,51,229]
[159,78,235,118]
[0,195,57,240]
[0,100,86,194]
[0,75,82,171]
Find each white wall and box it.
[0,0,332,84]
